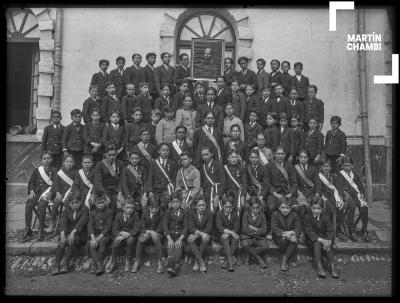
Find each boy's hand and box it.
[201,232,210,242]
[167,237,174,249]
[28,190,35,200]
[175,238,183,249]
[221,233,229,240]
[141,194,148,208]
[289,235,298,243]
[60,235,67,246]
[120,231,130,238]
[55,192,63,203]
[314,154,321,164]
[67,232,75,246]
[288,155,294,163]
[115,235,124,244]
[90,237,98,249]
[343,191,350,202]
[231,231,240,240]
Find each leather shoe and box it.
[106,258,116,274]
[192,260,199,271]
[166,267,176,277]
[96,262,104,276]
[124,258,131,272]
[157,259,165,274]
[51,264,60,276]
[131,259,140,273]
[316,261,326,278]
[361,231,371,243]
[227,257,234,272]
[22,229,33,241]
[348,232,358,242]
[281,256,289,271]
[330,263,339,278]
[37,229,44,241]
[199,260,207,273]
[90,263,97,274]
[257,256,267,269]
[244,254,250,266]
[59,262,68,274]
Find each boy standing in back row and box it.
[90,59,110,99]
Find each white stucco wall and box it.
[60,7,390,137]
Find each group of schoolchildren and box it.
[22,52,371,280]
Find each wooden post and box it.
[52,8,63,111]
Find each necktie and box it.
[179,141,182,148]
[208,127,211,134]
[199,214,203,222]
[162,160,166,169]
[73,211,76,220]
[291,101,295,106]
[208,102,212,110]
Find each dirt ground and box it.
[5,260,391,296]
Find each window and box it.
[176,12,236,66]
[6,8,40,42]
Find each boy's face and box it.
[275,150,285,162]
[183,97,192,109]
[225,105,234,116]
[311,204,323,217]
[171,198,181,211]
[162,86,170,96]
[249,153,259,165]
[201,149,212,162]
[262,89,271,99]
[162,54,171,65]
[231,82,239,92]
[126,85,135,96]
[228,153,239,165]
[294,65,303,75]
[280,117,288,127]
[116,60,125,70]
[195,200,206,214]
[224,59,232,70]
[159,145,169,158]
[275,85,283,96]
[216,78,224,89]
[245,86,255,96]
[123,203,135,215]
[176,128,187,141]
[206,90,216,102]
[133,111,142,122]
[230,127,240,140]
[42,154,53,166]
[291,118,299,128]
[70,200,80,211]
[149,206,159,215]
[308,87,316,99]
[270,61,279,71]
[180,155,191,168]
[133,55,142,66]
[72,114,82,124]
[205,114,215,126]
[249,112,258,123]
[106,85,116,95]
[195,86,204,94]
[147,55,156,66]
[256,135,266,147]
[180,83,189,93]
[140,131,150,143]
[239,60,248,70]
[165,111,175,120]
[140,85,149,94]
[89,88,98,98]
[279,203,291,216]
[52,113,61,125]
[106,150,117,162]
[308,119,318,130]
[321,163,331,175]
[223,202,233,215]
[110,113,120,124]
[331,121,340,130]
[281,63,290,73]
[82,158,93,171]
[95,199,106,210]
[256,61,264,71]
[91,111,100,122]
[299,152,309,165]
[251,203,261,216]
[289,90,298,100]
[100,62,109,72]
[181,55,189,67]
[151,113,161,124]
[129,154,140,166]
[266,115,275,126]
[342,162,353,173]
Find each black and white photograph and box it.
[5,4,395,296]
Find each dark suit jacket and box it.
[324,129,347,156]
[320,173,342,200]
[246,164,269,197]
[290,74,310,100]
[42,124,64,154]
[62,123,84,152]
[112,211,141,238]
[60,204,89,235]
[224,69,237,87]
[287,99,304,124]
[193,127,224,168]
[154,95,173,113]
[224,163,247,195]
[200,159,225,197]
[294,164,322,196]
[215,87,233,109]
[279,126,295,156]
[304,97,324,123]
[231,91,247,121]
[335,170,365,198]
[168,140,192,164]
[120,95,136,123]
[120,165,148,198]
[269,70,283,88]
[102,124,125,150]
[215,211,240,235]
[271,211,302,238]
[304,129,324,159]
[140,208,164,234]
[303,213,334,242]
[188,210,214,235]
[72,168,95,200]
[264,125,280,151]
[28,166,58,196]
[244,122,264,148]
[241,211,267,239]
[237,69,258,91]
[87,207,113,237]
[224,139,250,165]
[140,64,157,95]
[173,65,192,91]
[125,121,147,149]
[256,69,270,91]
[266,161,298,196]
[173,91,185,113]
[246,94,260,122]
[52,168,76,197]
[254,96,273,127]
[147,158,177,193]
[280,72,292,96]
[195,102,224,131]
[154,64,175,93]
[135,92,153,122]
[101,95,120,123]
[83,122,105,154]
[82,97,101,124]
[91,71,110,98]
[109,68,125,99]
[162,208,188,238]
[124,65,142,94]
[130,142,158,170]
[192,93,205,111]
[271,96,289,115]
[292,127,305,155]
[94,159,124,195]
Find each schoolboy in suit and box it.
[215,76,233,110]
[195,87,224,132]
[124,53,142,95]
[173,53,193,93]
[83,108,105,165]
[90,59,110,98]
[130,128,158,171]
[324,116,347,172]
[290,62,310,102]
[140,52,158,100]
[271,84,290,116]
[244,110,264,149]
[101,112,125,161]
[42,110,64,169]
[224,57,237,87]
[120,84,136,126]
[109,56,126,99]
[82,85,101,124]
[304,118,324,164]
[303,85,324,132]
[256,58,270,95]
[169,125,192,164]
[62,109,84,168]
[287,88,304,125]
[269,59,283,98]
[237,56,258,92]
[254,87,273,128]
[135,82,153,123]
[72,155,95,210]
[280,61,292,97]
[154,52,175,95]
[100,82,120,124]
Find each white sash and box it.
[57,170,74,203]
[172,140,183,156]
[295,164,314,188]
[340,170,368,206]
[318,173,342,203]
[224,165,242,215]
[137,142,153,162]
[203,162,221,212]
[202,125,222,161]
[255,147,269,166]
[79,169,93,209]
[38,166,52,201]
[180,168,192,207]
[155,159,174,195]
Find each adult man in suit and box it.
[124,53,142,95]
[236,56,258,92]
[154,52,175,95]
[140,52,158,100]
[215,76,232,110]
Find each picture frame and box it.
[191,38,225,81]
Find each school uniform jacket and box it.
[215,211,240,236]
[140,208,164,234]
[280,73,292,96]
[188,209,214,235]
[246,164,269,197]
[94,159,124,195]
[195,102,224,131]
[173,91,185,113]
[271,96,289,115]
[120,95,136,123]
[120,164,148,198]
[147,122,158,146]
[304,129,324,160]
[231,91,247,121]
[271,211,302,239]
[266,161,298,196]
[168,140,192,164]
[215,87,233,109]
[135,92,153,122]
[101,95,120,123]
[140,64,157,95]
[334,170,365,199]
[125,121,146,149]
[90,71,110,98]
[62,123,84,152]
[290,74,310,100]
[237,69,258,91]
[254,96,273,127]
[154,64,175,93]
[224,69,237,87]
[279,126,295,156]
[320,173,342,201]
[240,211,267,239]
[82,97,101,124]
[292,127,305,155]
[324,129,347,156]
[257,69,270,91]
[124,65,142,93]
[224,163,248,196]
[72,168,95,200]
[60,204,89,235]
[147,158,178,193]
[154,95,173,113]
[83,122,105,154]
[162,208,188,238]
[109,68,125,99]
[173,65,192,90]
[102,124,125,150]
[244,122,264,148]
[264,125,280,152]
[87,207,113,237]
[52,168,76,197]
[303,97,324,124]
[42,124,65,154]
[303,213,334,242]
[224,139,250,165]
[130,142,158,170]
[287,99,304,124]
[112,211,141,238]
[246,95,260,122]
[200,159,226,197]
[269,70,283,88]
[28,166,58,196]
[295,164,322,196]
[192,126,224,168]
[192,93,205,111]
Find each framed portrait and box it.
[191,38,225,81]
